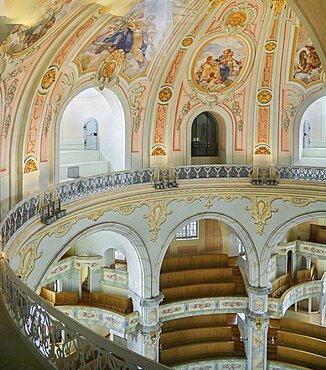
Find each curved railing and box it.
[0,258,169,370]
[2,165,326,250]
[268,275,326,317]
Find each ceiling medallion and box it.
[182,37,194,47]
[226,11,247,27]
[158,87,173,103]
[265,41,277,52]
[41,68,56,90]
[257,89,272,104]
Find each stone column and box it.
[246,286,270,370]
[127,293,163,361]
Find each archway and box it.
[186,108,232,165]
[299,96,326,166]
[59,87,125,182]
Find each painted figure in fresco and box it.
[195,46,243,91]
[102,13,148,65]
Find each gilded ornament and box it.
[88,209,105,221]
[102,61,116,78]
[209,0,226,10]
[151,147,167,156]
[257,90,272,104]
[255,146,271,155]
[265,41,277,52]
[227,11,247,26]
[182,37,194,47]
[272,0,287,17]
[245,196,278,235]
[41,68,56,90]
[143,201,173,241]
[158,87,173,103]
[24,158,38,173]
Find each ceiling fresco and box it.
[291,24,323,86]
[3,0,80,55]
[193,36,247,93]
[76,0,190,79]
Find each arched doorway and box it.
[191,112,220,165]
[299,96,326,166]
[59,87,125,182]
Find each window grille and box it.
[176,221,198,240]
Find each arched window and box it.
[300,96,326,165]
[191,112,219,157]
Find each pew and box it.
[277,331,326,357]
[90,292,133,314]
[40,287,79,305]
[280,318,326,341]
[160,341,235,366]
[271,274,291,298]
[161,254,229,273]
[162,282,236,302]
[160,268,233,288]
[160,326,232,349]
[162,314,228,332]
[277,346,326,370]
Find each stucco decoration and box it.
[3,114,11,138]
[129,83,145,134]
[77,0,190,79]
[151,146,167,156]
[3,0,79,56]
[222,2,257,35]
[158,86,173,103]
[245,196,278,236]
[257,89,272,105]
[143,201,173,241]
[93,50,125,90]
[24,158,38,173]
[255,146,271,155]
[40,67,57,92]
[193,36,247,93]
[5,79,18,104]
[15,239,43,282]
[291,25,323,86]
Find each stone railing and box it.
[268,276,325,317]
[2,165,326,250]
[57,306,138,337]
[159,297,248,321]
[0,258,169,370]
[173,359,247,370]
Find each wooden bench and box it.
[161,254,229,273]
[40,287,79,306]
[271,274,291,298]
[160,268,233,288]
[277,331,326,357]
[160,326,232,349]
[160,341,235,366]
[296,269,312,284]
[277,346,326,370]
[90,292,133,314]
[280,317,326,341]
[162,314,228,332]
[162,282,236,302]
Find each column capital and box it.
[247,285,270,314]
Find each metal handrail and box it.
[0,258,170,370]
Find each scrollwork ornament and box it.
[245,196,278,235]
[281,196,317,207]
[222,3,257,35]
[129,83,145,133]
[5,78,18,104]
[3,114,11,138]
[143,201,173,241]
[93,50,125,90]
[88,209,105,221]
[16,238,43,282]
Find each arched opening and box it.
[59,87,125,182]
[159,217,247,366]
[190,112,225,165]
[287,250,292,276]
[299,96,326,166]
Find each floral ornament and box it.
[257,89,272,104]
[158,87,173,103]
